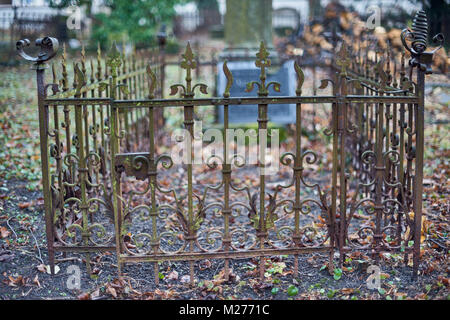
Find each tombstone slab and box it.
[217,60,297,124]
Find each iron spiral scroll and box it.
[411,10,429,53]
[401,10,444,73]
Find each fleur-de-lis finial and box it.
[336,42,351,76]
[106,41,122,77]
[246,41,280,96]
[255,41,270,69]
[170,42,207,98]
[180,42,196,71]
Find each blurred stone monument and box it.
[217,0,296,124]
[222,0,274,59]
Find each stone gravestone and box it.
[217,60,296,124]
[224,0,273,49]
[217,0,297,124]
[222,0,277,61]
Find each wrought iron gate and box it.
[17,10,443,284]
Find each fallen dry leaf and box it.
[33,275,41,287]
[0,226,11,239]
[77,292,91,300]
[341,288,354,294]
[106,285,117,298]
[6,275,27,287]
[167,270,179,281]
[37,264,47,273]
[18,202,32,209]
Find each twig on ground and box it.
[427,238,447,250]
[27,226,43,264]
[121,275,153,286]
[98,261,118,268]
[55,257,83,263]
[22,288,33,297]
[6,217,18,239]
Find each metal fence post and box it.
[107,43,124,276]
[413,66,425,279]
[400,10,444,279]
[16,37,59,274]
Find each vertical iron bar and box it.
[184,104,195,286]
[36,65,55,274]
[109,58,123,276]
[74,64,92,275]
[258,102,268,280]
[413,68,425,279]
[293,81,303,275]
[330,76,338,272]
[338,75,347,267]
[222,103,231,281]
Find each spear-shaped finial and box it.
[61,43,68,91]
[80,43,87,79]
[121,40,127,74]
[90,60,94,83]
[96,43,102,81]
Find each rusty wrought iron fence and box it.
[17,10,443,284]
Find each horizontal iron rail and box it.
[341,246,414,253]
[120,246,333,263]
[51,244,414,255]
[44,95,419,107]
[53,245,116,252]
